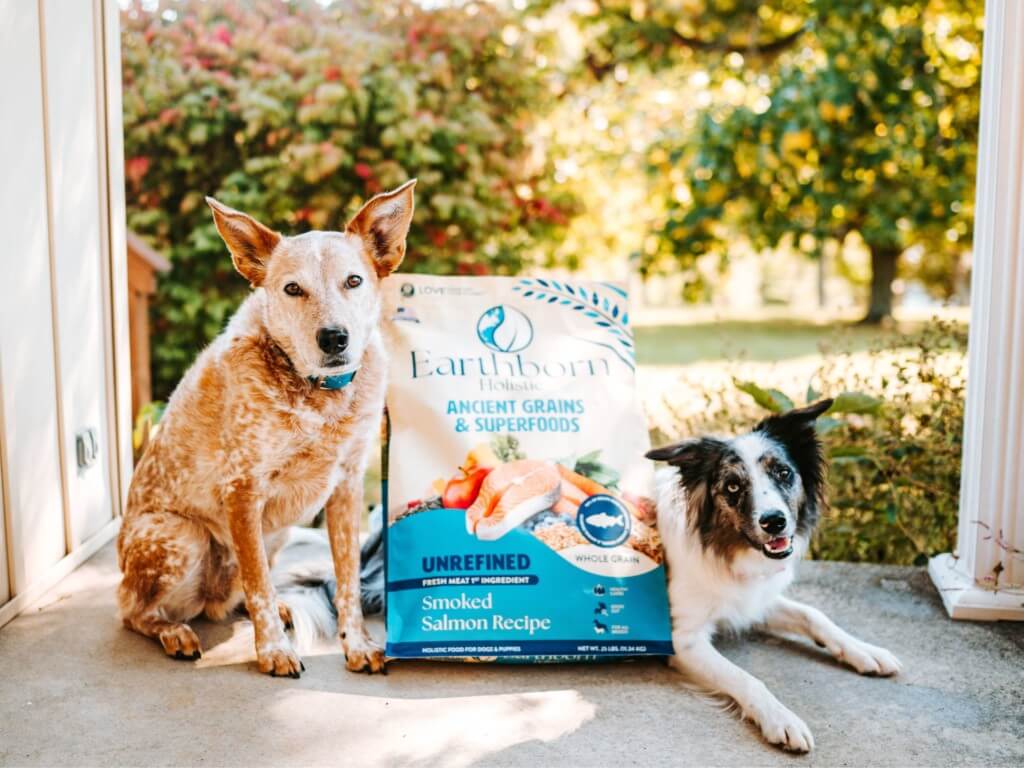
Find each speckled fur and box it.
[117,181,416,677]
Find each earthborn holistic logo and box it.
[476,305,534,354]
[576,495,632,547]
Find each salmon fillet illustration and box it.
[465,459,562,541]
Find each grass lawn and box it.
[634,319,940,366]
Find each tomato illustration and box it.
[442,467,491,509]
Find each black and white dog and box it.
[647,400,901,753]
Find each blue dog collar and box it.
[310,368,359,391]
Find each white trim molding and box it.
[0,517,120,630]
[928,0,1024,621]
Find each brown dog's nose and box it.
[316,326,349,354]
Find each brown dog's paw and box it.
[277,601,294,630]
[342,630,386,674]
[258,642,304,678]
[159,623,203,661]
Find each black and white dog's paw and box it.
[752,699,814,753]
[838,638,902,677]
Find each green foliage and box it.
[733,379,795,412]
[121,0,572,399]
[661,319,966,565]
[556,1,982,315]
[132,400,166,459]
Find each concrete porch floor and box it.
[0,541,1021,767]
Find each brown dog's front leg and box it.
[224,482,303,678]
[325,478,386,673]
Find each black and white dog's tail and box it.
[272,507,385,649]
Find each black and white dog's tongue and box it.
[763,536,793,559]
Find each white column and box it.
[928,0,1024,620]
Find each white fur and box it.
[731,432,795,534]
[272,528,338,652]
[656,466,902,754]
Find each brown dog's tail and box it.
[272,511,385,650]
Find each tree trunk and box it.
[861,245,899,324]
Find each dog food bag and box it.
[381,275,672,661]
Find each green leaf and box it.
[806,381,820,404]
[815,417,843,435]
[827,392,884,415]
[767,389,795,412]
[733,378,793,413]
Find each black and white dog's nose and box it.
[316,326,349,354]
[759,510,787,534]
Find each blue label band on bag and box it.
[384,510,671,658]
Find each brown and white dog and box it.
[116,180,415,677]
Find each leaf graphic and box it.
[601,282,628,299]
[514,278,635,370]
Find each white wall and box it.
[0,462,8,605]
[0,0,129,626]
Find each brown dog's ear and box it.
[206,197,281,287]
[346,179,416,277]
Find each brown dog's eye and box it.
[284,282,305,297]
[726,483,740,494]
[345,274,363,289]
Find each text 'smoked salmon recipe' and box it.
[382,276,672,660]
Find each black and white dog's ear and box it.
[645,438,700,464]
[646,437,726,487]
[756,399,832,432]
[785,399,834,421]
[646,437,722,465]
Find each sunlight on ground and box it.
[266,687,595,768]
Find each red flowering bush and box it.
[121,0,572,399]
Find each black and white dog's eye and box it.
[727,483,740,494]
[345,274,363,289]
[777,467,792,480]
[283,282,305,297]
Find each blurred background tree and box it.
[535,0,982,322]
[121,0,574,397]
